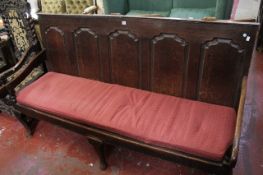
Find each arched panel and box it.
[151,34,189,97]
[44,27,74,74]
[109,31,141,88]
[198,39,245,107]
[74,28,101,80]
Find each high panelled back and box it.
[39,14,258,108]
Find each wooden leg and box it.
[216,167,233,175]
[14,110,39,137]
[0,99,12,115]
[224,168,233,175]
[87,136,108,170]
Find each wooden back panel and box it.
[39,14,258,108]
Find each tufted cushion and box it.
[41,0,66,14]
[17,72,237,161]
[65,0,93,14]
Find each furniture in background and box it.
[0,0,40,58]
[65,0,96,14]
[0,0,44,116]
[102,0,233,19]
[40,0,66,14]
[40,0,97,14]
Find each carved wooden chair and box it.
[0,0,45,116]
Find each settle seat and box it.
[17,72,236,161]
[0,15,259,174]
[103,0,233,19]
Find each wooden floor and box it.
[0,51,262,175]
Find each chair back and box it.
[0,0,40,58]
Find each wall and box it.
[232,0,261,20]
[96,0,105,14]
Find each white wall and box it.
[27,0,39,19]
[96,0,105,14]
[234,0,261,20]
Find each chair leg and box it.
[223,168,233,175]
[87,136,108,170]
[14,110,39,137]
[215,167,233,175]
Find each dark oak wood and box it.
[230,77,247,167]
[198,39,245,107]
[3,14,258,174]
[109,30,141,88]
[39,14,258,108]
[151,34,189,97]
[13,109,39,137]
[0,46,37,86]
[74,28,101,80]
[87,136,108,170]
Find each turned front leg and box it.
[87,136,108,170]
[13,110,39,137]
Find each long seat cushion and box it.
[17,72,236,161]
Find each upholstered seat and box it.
[17,72,236,161]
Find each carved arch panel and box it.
[198,38,245,107]
[44,27,74,74]
[109,30,141,88]
[74,28,101,80]
[150,34,189,97]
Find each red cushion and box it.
[17,72,236,161]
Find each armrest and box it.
[230,76,247,166]
[2,49,46,96]
[0,46,37,84]
[83,5,97,14]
